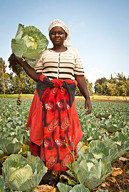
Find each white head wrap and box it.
[48,19,71,47]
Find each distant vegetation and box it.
[94,73,129,96]
[0,57,129,96]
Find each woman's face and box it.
[49,26,67,47]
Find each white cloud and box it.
[85,67,110,85]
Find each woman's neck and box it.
[52,45,67,52]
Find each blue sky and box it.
[0,0,129,84]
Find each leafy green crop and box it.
[0,99,31,154]
[0,99,129,191]
[57,183,109,192]
[76,102,129,141]
[0,176,6,192]
[2,153,47,191]
[63,128,129,189]
[57,183,90,192]
[11,24,49,67]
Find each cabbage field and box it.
[0,98,129,192]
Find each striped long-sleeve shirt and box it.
[34,47,85,80]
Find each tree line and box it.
[94,73,129,96]
[0,57,128,96]
[0,57,93,96]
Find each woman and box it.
[9,19,92,172]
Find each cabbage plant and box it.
[11,24,49,67]
[57,183,90,192]
[59,129,129,190]
[0,130,23,155]
[2,153,47,191]
[0,116,30,155]
[0,176,6,192]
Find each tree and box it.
[75,78,93,96]
[94,77,108,95]
[116,72,126,82]
[94,73,128,96]
[126,78,129,96]
[106,83,119,96]
[0,57,6,94]
[4,71,36,94]
[109,74,117,84]
[94,83,103,95]
[116,80,127,96]
[95,77,107,85]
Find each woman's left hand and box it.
[85,98,92,115]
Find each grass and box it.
[0,94,34,99]
[75,95,129,103]
[0,94,129,103]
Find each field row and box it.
[0,99,129,191]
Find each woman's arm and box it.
[9,54,41,82]
[75,75,92,114]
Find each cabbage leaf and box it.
[57,183,90,192]
[11,24,49,67]
[0,176,6,192]
[0,129,23,155]
[2,154,47,191]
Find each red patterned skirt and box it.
[27,74,83,171]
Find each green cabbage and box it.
[62,129,129,190]
[0,129,23,155]
[57,183,72,192]
[69,184,90,192]
[57,183,90,192]
[7,164,33,189]
[0,150,4,158]
[0,176,6,192]
[2,153,48,191]
[11,24,49,67]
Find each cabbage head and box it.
[0,129,23,155]
[0,176,6,192]
[2,153,48,191]
[11,24,49,67]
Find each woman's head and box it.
[48,19,70,47]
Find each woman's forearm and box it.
[20,60,40,82]
[15,56,41,82]
[75,75,92,114]
[74,75,90,100]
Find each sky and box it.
[0,0,129,85]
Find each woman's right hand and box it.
[8,53,40,82]
[8,53,19,74]
[15,55,24,64]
